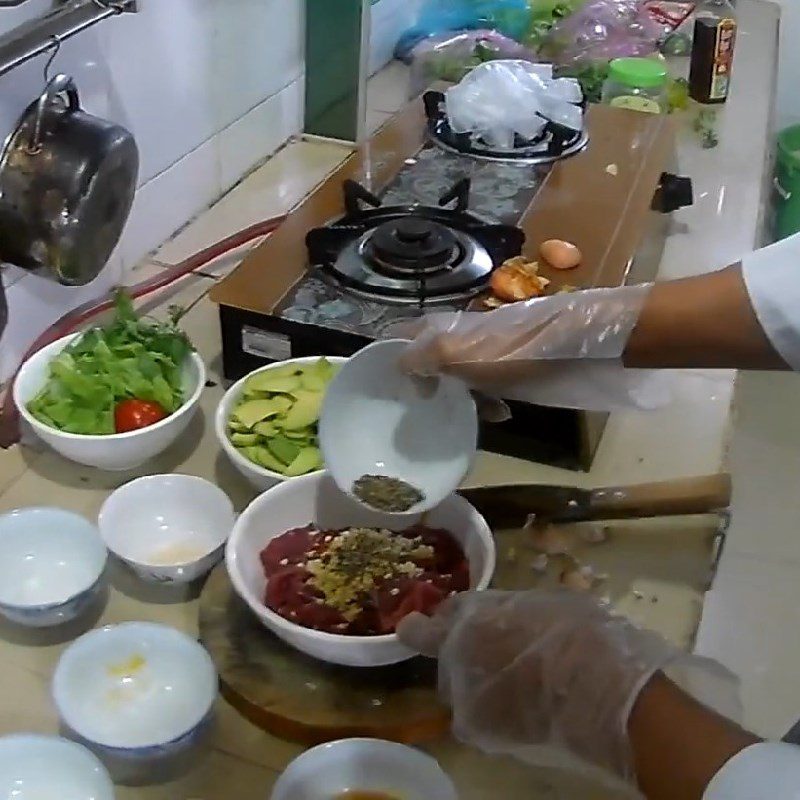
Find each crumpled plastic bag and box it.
[542,0,664,66]
[399,29,541,96]
[445,59,584,150]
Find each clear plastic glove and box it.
[397,590,739,793]
[399,285,671,411]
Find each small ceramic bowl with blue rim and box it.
[52,621,218,761]
[271,738,458,800]
[0,507,107,627]
[98,474,235,585]
[0,733,115,800]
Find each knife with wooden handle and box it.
[459,474,732,527]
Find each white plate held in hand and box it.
[318,339,478,514]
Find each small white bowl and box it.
[319,340,478,515]
[52,622,217,760]
[271,738,458,800]
[215,356,348,491]
[0,734,114,800]
[0,507,107,627]
[14,332,206,471]
[226,470,495,667]
[98,474,235,584]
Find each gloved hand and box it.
[397,590,737,790]
[399,285,670,411]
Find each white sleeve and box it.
[703,743,800,799]
[742,232,800,370]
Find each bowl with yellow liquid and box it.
[52,622,217,760]
[99,474,235,584]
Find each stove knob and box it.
[653,172,694,213]
[395,219,433,244]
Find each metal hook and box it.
[91,0,127,12]
[42,35,61,84]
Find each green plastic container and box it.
[602,58,669,114]
[775,125,800,241]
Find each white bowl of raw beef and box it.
[225,471,495,667]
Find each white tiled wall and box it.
[368,0,421,75]
[0,0,305,381]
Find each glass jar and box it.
[601,58,669,115]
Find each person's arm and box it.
[402,233,800,396]
[623,265,788,370]
[398,590,800,799]
[629,672,760,800]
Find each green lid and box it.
[608,58,668,89]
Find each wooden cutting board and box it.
[199,476,729,745]
[199,566,448,745]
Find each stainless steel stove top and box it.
[381,146,546,224]
[276,141,547,334]
[329,224,495,304]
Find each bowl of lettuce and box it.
[14,295,205,471]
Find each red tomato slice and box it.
[114,399,168,433]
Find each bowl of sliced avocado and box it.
[215,357,347,491]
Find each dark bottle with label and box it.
[688,2,738,104]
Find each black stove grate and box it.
[305,177,524,305]
[423,90,588,164]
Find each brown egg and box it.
[540,239,582,270]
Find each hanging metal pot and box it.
[0,73,139,287]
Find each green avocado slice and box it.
[284,446,323,477]
[280,390,323,430]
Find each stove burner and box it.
[423,91,589,165]
[367,218,459,274]
[305,178,525,305]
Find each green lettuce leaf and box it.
[27,291,194,436]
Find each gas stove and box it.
[211,96,687,470]
[424,90,590,166]
[305,177,524,305]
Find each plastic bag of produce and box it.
[401,29,541,95]
[445,59,584,150]
[406,0,533,42]
[541,0,664,66]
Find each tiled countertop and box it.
[0,0,784,793]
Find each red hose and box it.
[0,214,286,448]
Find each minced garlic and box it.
[306,527,433,620]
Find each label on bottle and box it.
[609,96,662,114]
[241,326,292,360]
[709,18,737,101]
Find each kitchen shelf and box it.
[0,0,138,78]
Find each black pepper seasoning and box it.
[352,474,425,512]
